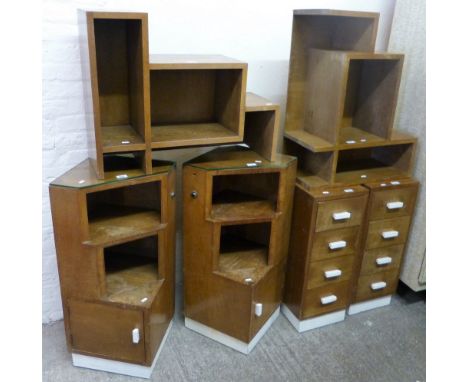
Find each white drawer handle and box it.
[382,230,399,239]
[328,240,347,250]
[371,281,387,291]
[321,295,338,305]
[132,328,140,344]
[333,211,351,221]
[254,303,263,317]
[324,269,342,279]
[387,201,404,210]
[376,256,393,266]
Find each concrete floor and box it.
[43,284,425,382]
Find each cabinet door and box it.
[68,300,145,364]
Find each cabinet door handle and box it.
[387,201,404,210]
[332,211,351,221]
[132,328,140,344]
[321,295,338,305]
[328,240,347,250]
[254,303,263,317]
[324,269,342,279]
[381,230,399,239]
[371,281,387,291]
[376,256,393,266]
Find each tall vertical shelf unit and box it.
[50,159,176,378]
[183,147,296,353]
[282,10,420,332]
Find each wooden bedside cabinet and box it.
[282,185,368,332]
[49,158,176,378]
[348,178,419,315]
[183,147,296,353]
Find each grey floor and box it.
[43,285,425,382]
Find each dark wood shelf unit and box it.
[149,55,247,149]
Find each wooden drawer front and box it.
[369,185,417,220]
[310,226,360,262]
[68,300,145,364]
[360,245,405,276]
[302,281,350,319]
[315,196,367,232]
[307,256,355,289]
[354,270,400,302]
[366,216,411,250]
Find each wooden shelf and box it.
[151,123,240,149]
[296,169,330,190]
[211,200,276,223]
[284,130,334,152]
[245,92,278,112]
[85,207,165,247]
[105,264,163,306]
[335,166,408,185]
[102,125,146,153]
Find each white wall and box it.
[42,0,396,323]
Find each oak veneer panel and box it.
[310,226,361,262]
[366,215,411,250]
[68,300,145,364]
[307,255,355,289]
[315,195,367,232]
[302,281,350,319]
[354,269,400,302]
[360,245,405,276]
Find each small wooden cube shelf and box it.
[149,55,247,149]
[49,159,176,375]
[183,147,296,353]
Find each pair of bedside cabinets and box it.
[283,179,418,331]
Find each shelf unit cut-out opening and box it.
[93,18,146,152]
[283,138,333,189]
[340,57,403,144]
[335,143,414,184]
[217,222,271,283]
[102,151,147,176]
[85,180,162,246]
[210,172,279,222]
[244,110,278,161]
[150,69,244,148]
[103,235,162,306]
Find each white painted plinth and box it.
[72,320,173,379]
[185,307,279,354]
[281,304,345,332]
[347,296,392,315]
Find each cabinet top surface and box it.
[300,183,369,200]
[293,9,379,18]
[245,92,279,112]
[309,48,404,60]
[81,10,148,19]
[185,146,296,171]
[149,54,247,69]
[50,159,174,189]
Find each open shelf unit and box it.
[183,148,296,347]
[49,158,176,367]
[149,55,247,149]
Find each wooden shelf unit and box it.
[183,148,296,349]
[79,11,152,179]
[149,55,247,149]
[49,159,176,367]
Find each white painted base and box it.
[72,320,173,379]
[281,304,346,332]
[185,307,280,354]
[347,296,392,315]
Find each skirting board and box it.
[281,304,345,332]
[347,296,392,315]
[185,307,280,354]
[72,320,173,379]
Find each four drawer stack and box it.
[283,185,368,331]
[349,179,419,314]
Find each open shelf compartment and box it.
[85,179,163,246]
[91,16,147,152]
[210,171,279,222]
[149,56,246,149]
[103,235,162,306]
[215,222,271,284]
[335,143,414,184]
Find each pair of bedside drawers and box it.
[284,185,368,321]
[352,179,419,303]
